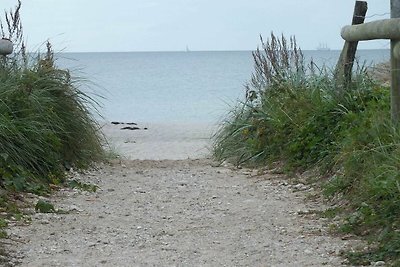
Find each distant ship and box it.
[317,43,330,51]
[186,45,190,52]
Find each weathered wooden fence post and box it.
[340,1,400,124]
[391,0,400,122]
[335,1,368,87]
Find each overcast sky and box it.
[1,0,391,52]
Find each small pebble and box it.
[304,249,312,255]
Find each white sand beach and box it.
[101,121,216,160]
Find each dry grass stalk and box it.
[246,33,305,101]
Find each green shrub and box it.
[0,1,104,192]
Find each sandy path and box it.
[6,123,357,266]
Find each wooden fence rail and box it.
[341,18,400,41]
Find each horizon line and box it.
[50,48,390,54]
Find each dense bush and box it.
[0,2,104,193]
[213,33,400,264]
[0,50,104,192]
[0,3,104,262]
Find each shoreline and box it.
[100,121,218,160]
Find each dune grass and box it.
[0,0,104,191]
[0,4,105,264]
[0,3,105,255]
[0,42,104,193]
[213,33,400,265]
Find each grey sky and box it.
[2,0,390,52]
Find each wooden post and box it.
[391,0,400,123]
[335,1,368,87]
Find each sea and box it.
[56,50,390,124]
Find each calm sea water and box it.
[56,50,390,124]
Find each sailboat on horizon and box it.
[317,43,330,51]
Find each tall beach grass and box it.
[213,33,400,265]
[0,1,104,192]
[0,2,104,262]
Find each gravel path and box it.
[7,159,358,266]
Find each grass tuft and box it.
[0,42,105,191]
[0,1,105,262]
[213,33,400,264]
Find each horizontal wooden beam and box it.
[341,18,400,41]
